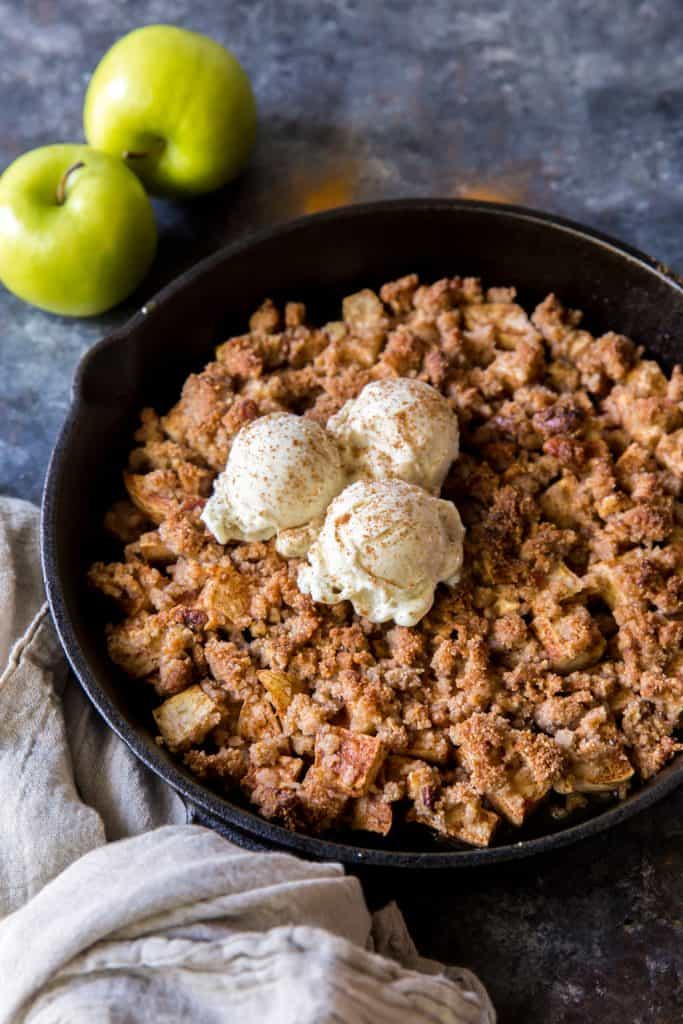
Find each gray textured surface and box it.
[0,1,681,1020]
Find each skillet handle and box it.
[184,801,275,853]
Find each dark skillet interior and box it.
[42,199,683,867]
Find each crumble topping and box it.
[89,274,683,847]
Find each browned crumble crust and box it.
[89,277,683,847]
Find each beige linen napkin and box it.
[0,497,495,1023]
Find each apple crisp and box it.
[89,275,683,847]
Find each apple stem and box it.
[123,138,165,161]
[56,161,85,205]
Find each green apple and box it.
[0,144,156,317]
[84,25,257,197]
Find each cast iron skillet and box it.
[42,199,683,866]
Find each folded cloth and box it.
[0,497,495,1023]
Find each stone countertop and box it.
[1,1,681,1019]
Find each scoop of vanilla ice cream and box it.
[298,479,465,627]
[327,378,459,494]
[201,412,345,545]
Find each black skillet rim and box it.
[41,197,683,867]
